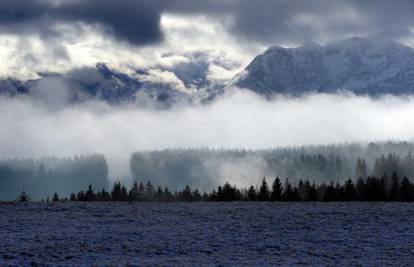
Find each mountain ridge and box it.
[2,37,414,105]
[231,37,414,96]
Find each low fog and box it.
[1,89,414,181]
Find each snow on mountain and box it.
[231,37,414,95]
[3,37,414,106]
[0,63,222,106]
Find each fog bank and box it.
[1,90,414,178]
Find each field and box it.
[0,202,413,266]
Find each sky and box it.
[2,0,414,180]
[1,0,414,80]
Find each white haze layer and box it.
[1,89,414,181]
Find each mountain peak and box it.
[231,37,414,95]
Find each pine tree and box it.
[270,177,282,201]
[52,192,60,202]
[129,182,139,201]
[258,177,270,201]
[85,183,97,201]
[17,190,30,202]
[99,189,111,201]
[247,185,258,201]
[182,185,193,201]
[390,171,400,201]
[111,181,122,201]
[156,186,164,201]
[77,190,85,201]
[120,185,128,201]
[323,181,336,202]
[306,180,318,201]
[344,178,356,201]
[356,177,366,201]
[400,177,413,202]
[193,189,202,201]
[163,187,173,202]
[282,179,295,201]
[297,179,308,201]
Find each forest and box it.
[3,142,414,201]
[0,154,108,200]
[26,171,414,202]
[130,142,414,189]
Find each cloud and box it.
[1,0,413,82]
[168,0,414,45]
[138,69,191,94]
[3,0,414,49]
[0,0,165,45]
[1,89,414,179]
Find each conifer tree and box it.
[128,182,139,201]
[85,183,96,201]
[120,185,128,201]
[258,177,270,201]
[390,171,400,201]
[247,185,258,201]
[400,177,413,202]
[52,192,60,202]
[270,177,282,201]
[182,185,193,201]
[17,190,30,202]
[344,178,356,201]
[282,179,295,201]
[111,181,122,201]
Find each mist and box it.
[1,89,414,181]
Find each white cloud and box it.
[1,90,414,178]
[138,69,192,93]
[0,13,265,97]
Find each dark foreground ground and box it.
[0,202,413,266]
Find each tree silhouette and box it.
[111,181,122,201]
[17,190,30,202]
[282,179,296,201]
[181,185,193,201]
[85,183,97,201]
[258,178,270,201]
[344,178,356,201]
[52,192,60,202]
[400,177,413,202]
[306,180,318,201]
[128,182,140,201]
[247,185,258,201]
[270,177,282,201]
[390,171,400,201]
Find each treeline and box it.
[37,171,414,203]
[130,142,414,190]
[0,154,108,200]
[4,142,414,201]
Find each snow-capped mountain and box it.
[3,37,414,106]
[0,63,222,105]
[231,37,414,95]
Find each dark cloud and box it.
[167,0,414,44]
[0,0,413,46]
[0,0,166,45]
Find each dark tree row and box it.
[28,171,413,203]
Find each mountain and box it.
[231,37,414,95]
[0,63,222,106]
[3,37,414,105]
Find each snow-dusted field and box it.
[0,202,413,266]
